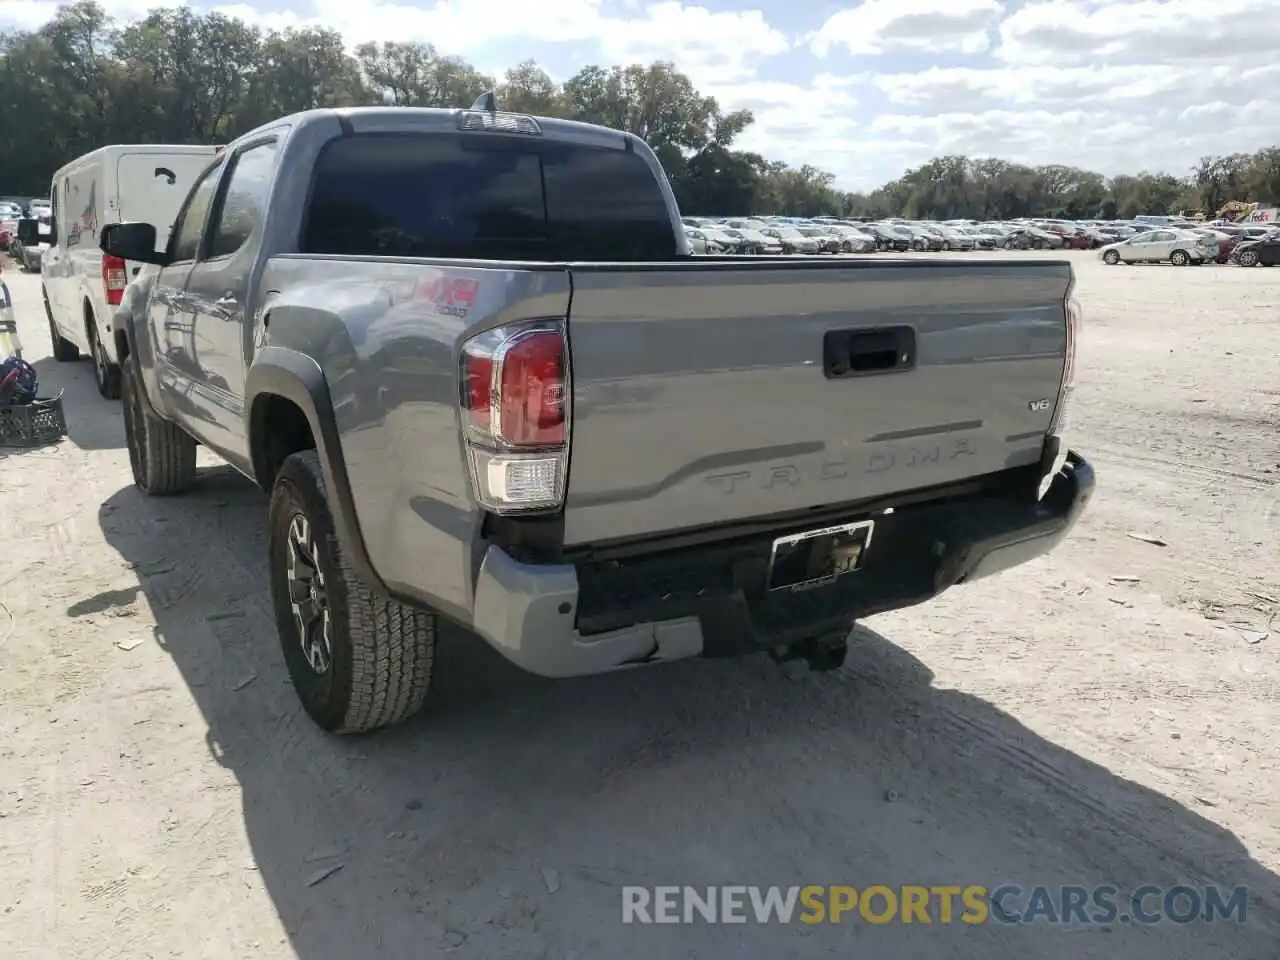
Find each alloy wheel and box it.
[285,512,333,674]
[92,327,108,387]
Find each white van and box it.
[40,144,222,398]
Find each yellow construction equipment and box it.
[1216,200,1258,222]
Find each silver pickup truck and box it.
[98,101,1094,734]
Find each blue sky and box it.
[4,0,1279,189]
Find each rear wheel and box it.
[89,316,121,400]
[268,450,437,733]
[1170,249,1189,266]
[121,348,197,495]
[45,293,79,362]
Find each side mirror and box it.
[101,222,169,266]
[16,218,51,245]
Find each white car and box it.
[28,199,52,218]
[763,227,821,254]
[720,227,782,254]
[826,225,877,252]
[1098,228,1219,266]
[684,228,711,254]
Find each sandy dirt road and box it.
[0,252,1276,959]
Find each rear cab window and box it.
[300,133,678,261]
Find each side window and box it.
[208,140,278,259]
[170,160,224,263]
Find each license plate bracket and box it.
[766,520,875,593]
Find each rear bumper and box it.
[470,452,1095,678]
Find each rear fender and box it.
[111,286,162,405]
[245,347,393,601]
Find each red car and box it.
[1042,224,1092,249]
[1201,228,1243,263]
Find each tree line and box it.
[2,1,1277,221]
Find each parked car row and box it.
[680,213,1280,270]
[0,197,53,272]
[678,214,1225,256]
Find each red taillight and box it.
[102,254,127,306]
[460,320,569,513]
[463,353,493,432]
[461,325,566,449]
[498,331,565,447]
[1048,295,1080,440]
[1063,296,1079,390]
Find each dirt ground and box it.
[0,252,1276,959]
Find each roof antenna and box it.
[470,90,496,112]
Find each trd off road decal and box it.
[413,277,480,318]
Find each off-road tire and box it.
[121,348,197,495]
[268,450,436,734]
[45,292,79,361]
[89,317,122,400]
[1103,250,1120,265]
[1170,249,1189,266]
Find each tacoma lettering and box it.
[703,442,980,494]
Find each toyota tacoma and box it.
[101,98,1094,734]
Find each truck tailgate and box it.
[560,259,1071,547]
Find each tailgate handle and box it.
[824,326,915,379]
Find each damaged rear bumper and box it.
[470,451,1095,678]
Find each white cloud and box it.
[593,2,788,85]
[6,0,1280,190]
[853,0,1280,184]
[996,0,1280,65]
[873,62,1280,115]
[1,0,855,179]
[707,73,864,167]
[0,0,787,82]
[810,0,1003,57]
[864,97,1280,177]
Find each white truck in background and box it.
[36,144,222,398]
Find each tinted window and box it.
[209,140,277,258]
[171,160,223,262]
[302,133,677,261]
